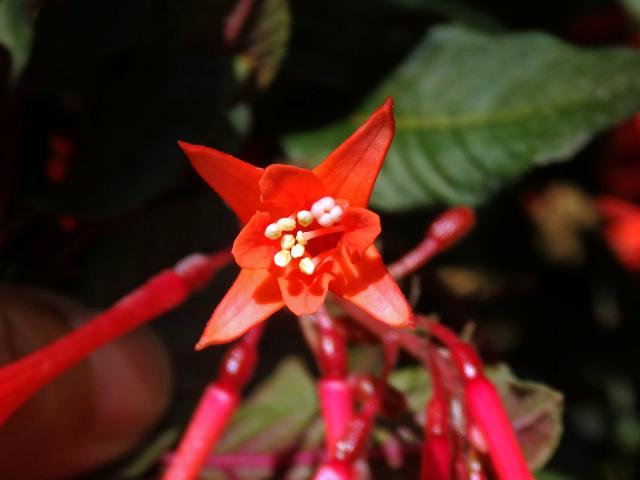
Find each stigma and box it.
[263,195,344,275]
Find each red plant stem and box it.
[0,250,232,425]
[312,460,355,480]
[423,319,533,480]
[421,347,452,480]
[388,207,475,279]
[314,306,353,458]
[162,324,264,480]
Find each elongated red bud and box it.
[317,327,348,379]
[428,206,476,251]
[421,395,452,480]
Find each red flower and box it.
[179,98,412,348]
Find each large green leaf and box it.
[284,26,640,211]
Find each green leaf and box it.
[0,0,33,80]
[284,26,640,211]
[389,362,564,470]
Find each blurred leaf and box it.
[486,364,564,470]
[235,0,291,89]
[284,26,640,211]
[217,357,318,452]
[389,363,564,470]
[0,0,32,80]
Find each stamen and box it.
[297,210,314,227]
[274,250,292,267]
[291,243,305,258]
[311,202,325,219]
[296,231,307,246]
[281,234,295,250]
[318,213,334,227]
[301,225,345,242]
[329,205,343,221]
[319,196,336,211]
[299,257,315,275]
[264,223,282,240]
[276,217,296,231]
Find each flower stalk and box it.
[162,324,264,480]
[0,251,232,425]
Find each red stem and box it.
[314,307,353,458]
[422,318,532,480]
[388,207,475,279]
[162,324,264,480]
[0,250,232,425]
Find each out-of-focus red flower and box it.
[599,197,640,271]
[179,98,412,348]
[45,133,74,184]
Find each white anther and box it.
[295,230,307,246]
[276,217,296,231]
[264,223,282,239]
[311,201,325,219]
[329,205,343,221]
[291,243,305,258]
[319,196,335,211]
[318,213,334,227]
[281,234,295,250]
[274,249,292,267]
[299,257,315,275]
[297,210,314,227]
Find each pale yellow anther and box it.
[274,249,292,267]
[297,210,314,227]
[264,223,282,239]
[276,217,296,231]
[299,257,315,275]
[295,231,307,246]
[281,234,295,250]
[291,243,305,258]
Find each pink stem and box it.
[423,318,533,480]
[319,380,353,458]
[312,460,354,480]
[314,307,353,457]
[162,324,264,480]
[163,384,239,480]
[0,250,232,425]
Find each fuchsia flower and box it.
[179,98,412,348]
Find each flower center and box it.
[263,196,345,275]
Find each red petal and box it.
[196,269,283,348]
[179,141,264,224]
[340,207,381,261]
[332,246,411,328]
[277,266,334,316]
[232,212,279,269]
[313,98,395,207]
[259,164,327,212]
